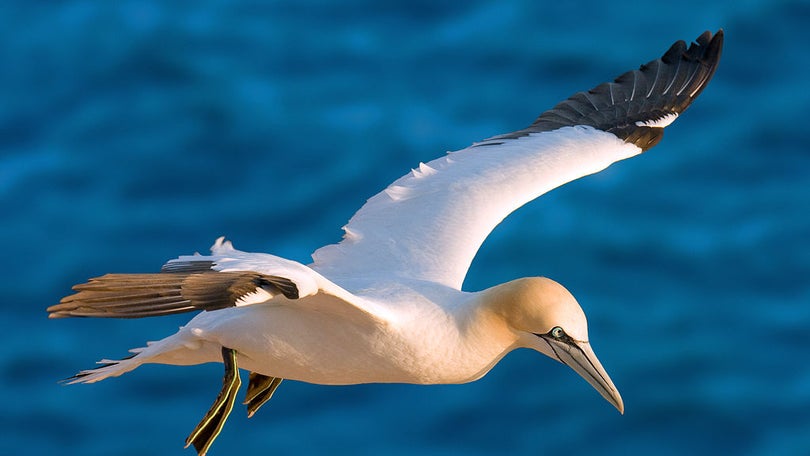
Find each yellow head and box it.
[488,277,623,413]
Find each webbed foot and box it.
[244,372,283,418]
[185,347,242,455]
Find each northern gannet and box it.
[49,30,723,455]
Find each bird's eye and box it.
[550,326,565,339]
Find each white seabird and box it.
[49,30,723,455]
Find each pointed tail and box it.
[62,346,149,384]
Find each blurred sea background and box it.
[2,1,808,455]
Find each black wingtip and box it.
[691,29,724,101]
[608,29,723,150]
[477,30,724,150]
[665,29,723,104]
[593,30,722,147]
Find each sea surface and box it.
[2,1,808,455]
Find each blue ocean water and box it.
[2,1,808,454]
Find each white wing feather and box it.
[311,126,641,290]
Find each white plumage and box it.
[49,30,723,455]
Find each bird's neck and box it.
[425,285,523,383]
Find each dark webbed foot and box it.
[185,347,242,455]
[244,372,283,418]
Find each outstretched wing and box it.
[311,30,723,290]
[49,237,385,321]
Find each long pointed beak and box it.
[544,337,624,414]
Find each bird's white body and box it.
[50,30,723,455]
[158,281,510,385]
[79,126,635,388]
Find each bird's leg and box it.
[244,372,283,418]
[185,347,242,456]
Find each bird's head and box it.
[490,277,624,414]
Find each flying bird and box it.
[49,30,723,455]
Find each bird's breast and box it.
[187,298,514,386]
